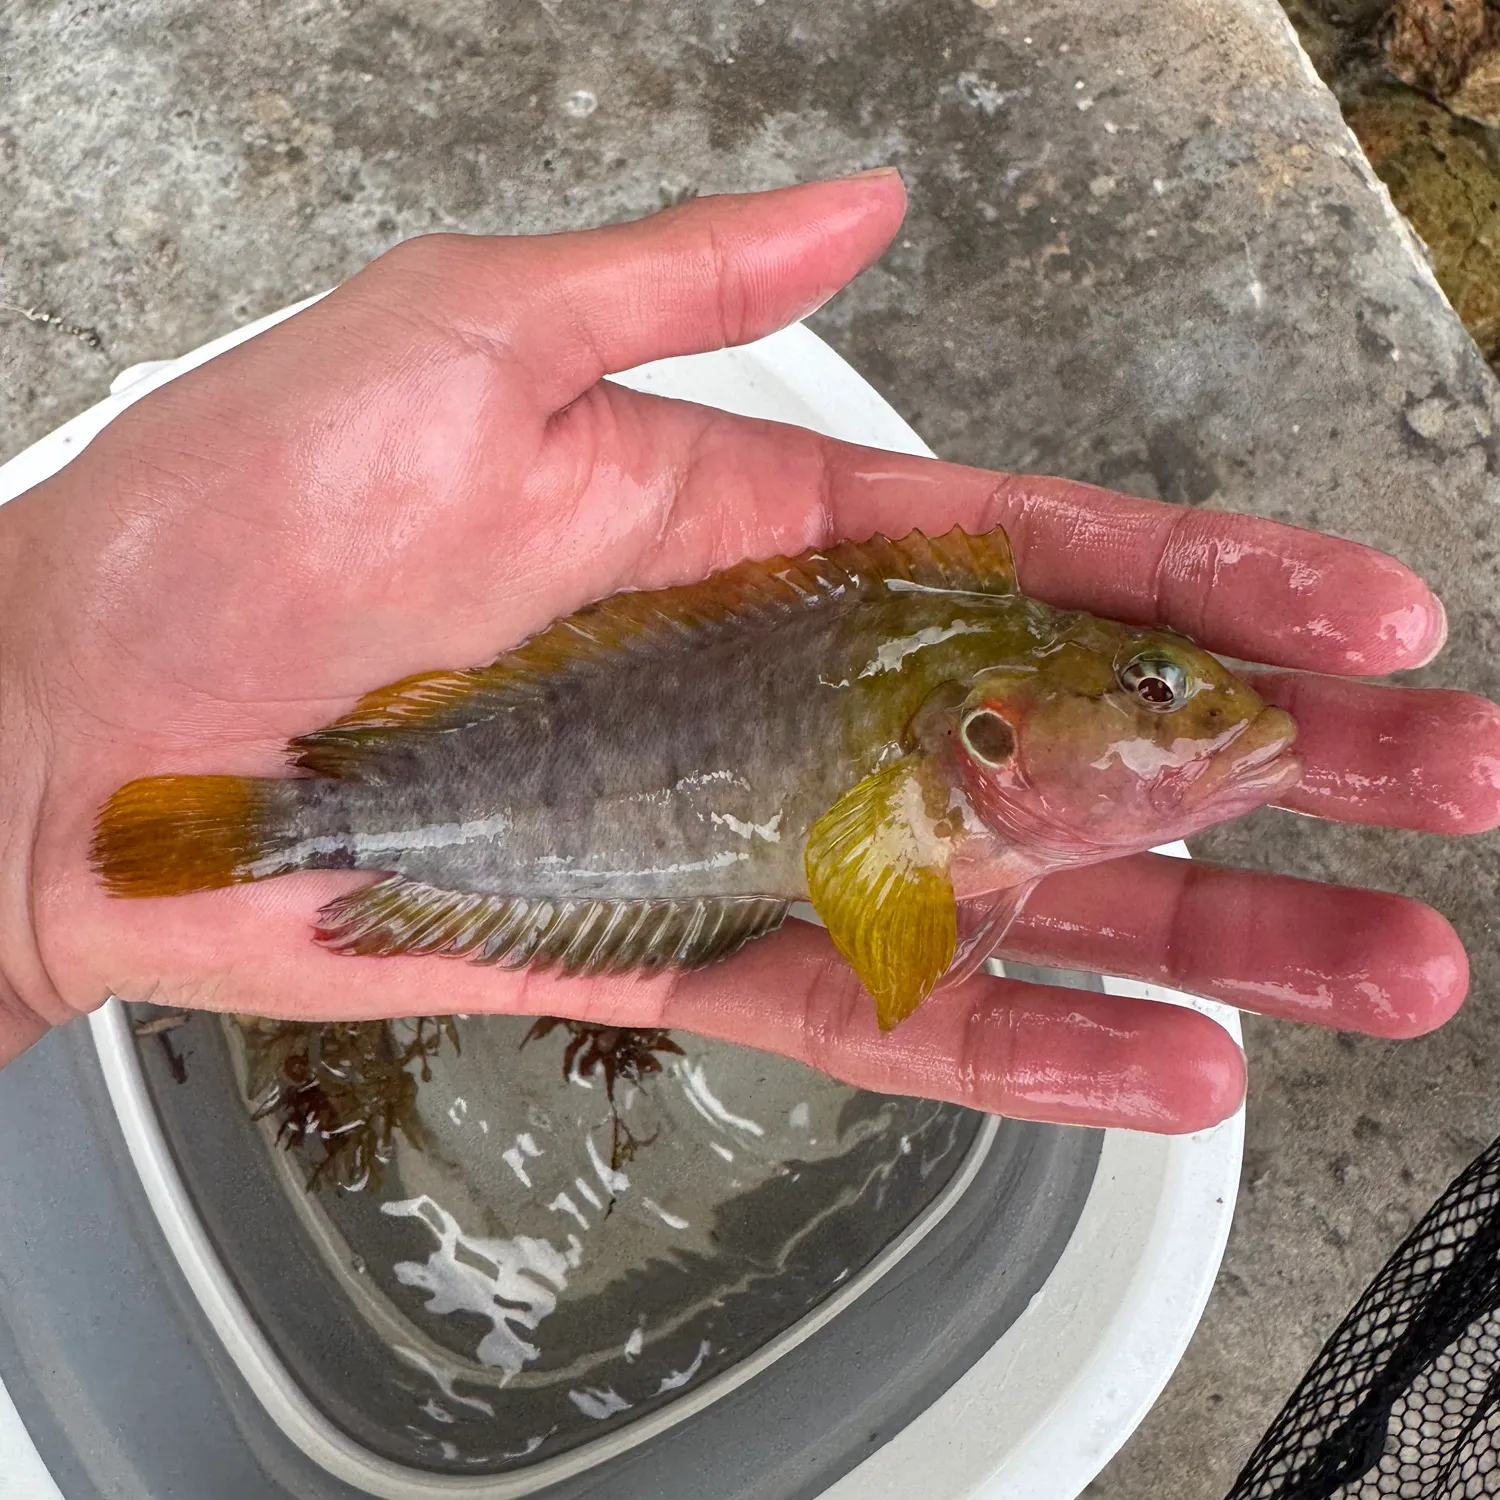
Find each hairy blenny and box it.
[92,526,1301,1028]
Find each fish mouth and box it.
[1187,706,1303,811]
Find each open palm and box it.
[2,172,1493,1133]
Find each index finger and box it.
[811,445,1445,676]
[607,396,1446,679]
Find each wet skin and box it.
[0,172,1494,1133]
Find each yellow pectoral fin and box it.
[804,759,958,1031]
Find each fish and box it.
[91,526,1302,1030]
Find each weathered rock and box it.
[1350,87,1500,354]
[1384,0,1492,99]
[1383,0,1500,126]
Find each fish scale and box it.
[289,597,1019,903]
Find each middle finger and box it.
[1003,853,1469,1038]
[1251,671,1500,833]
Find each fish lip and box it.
[1183,707,1302,809]
[1226,707,1301,792]
[1227,750,1304,801]
[1165,750,1302,840]
[1231,733,1293,776]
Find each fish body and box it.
[247,590,1062,900]
[93,527,1301,1028]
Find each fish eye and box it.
[959,707,1016,768]
[1118,653,1191,711]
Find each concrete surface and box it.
[3,1,1499,1495]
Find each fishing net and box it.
[1225,1130,1500,1498]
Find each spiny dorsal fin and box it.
[803,755,959,1030]
[290,525,1015,777]
[315,878,789,975]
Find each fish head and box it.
[944,616,1301,863]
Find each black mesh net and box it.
[1226,1132,1500,1498]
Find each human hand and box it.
[1,171,1492,1132]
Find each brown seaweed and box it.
[233,1013,682,1192]
[132,1010,191,1084]
[523,1018,685,1173]
[233,1014,459,1192]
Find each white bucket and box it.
[0,299,1244,1499]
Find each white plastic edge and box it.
[825,981,1244,1500]
[87,998,1001,1498]
[0,298,1244,1500]
[0,1377,64,1500]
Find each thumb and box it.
[361,170,908,414]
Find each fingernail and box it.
[847,165,903,181]
[797,288,838,321]
[1416,592,1449,666]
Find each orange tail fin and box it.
[91,775,292,898]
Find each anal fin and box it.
[315,878,789,975]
